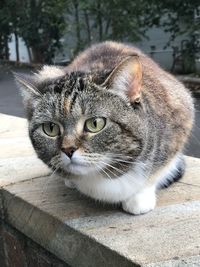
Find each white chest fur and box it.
[65,162,146,203]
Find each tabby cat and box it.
[15,41,194,215]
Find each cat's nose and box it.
[61,146,77,159]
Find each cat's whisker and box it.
[50,164,61,177]
[111,158,132,164]
[106,153,133,159]
[100,161,126,175]
[40,163,61,197]
[80,159,115,178]
[95,163,112,180]
[49,155,61,167]
[102,165,118,178]
[94,164,112,180]
[110,160,131,169]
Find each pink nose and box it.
[61,146,77,159]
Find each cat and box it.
[15,41,194,215]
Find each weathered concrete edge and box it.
[0,188,139,267]
[144,255,200,267]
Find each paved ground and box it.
[0,65,31,117]
[0,64,199,158]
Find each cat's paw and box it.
[122,186,156,215]
[64,179,76,189]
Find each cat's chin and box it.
[64,162,97,176]
[61,152,97,176]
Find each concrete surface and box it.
[1,158,200,267]
[0,65,200,158]
[0,114,50,186]
[0,113,200,267]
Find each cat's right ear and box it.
[14,72,42,119]
[101,55,142,103]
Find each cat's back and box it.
[67,41,143,73]
[67,41,194,138]
[66,41,175,78]
[67,41,193,109]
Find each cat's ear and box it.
[14,66,65,101]
[14,72,42,119]
[14,72,41,98]
[102,56,142,103]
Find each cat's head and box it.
[15,56,145,178]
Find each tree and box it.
[0,0,67,63]
[65,0,155,57]
[18,0,67,63]
[1,0,199,64]
[7,0,22,62]
[146,0,200,72]
[0,0,11,60]
[150,0,200,40]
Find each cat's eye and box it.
[42,122,60,137]
[84,117,106,133]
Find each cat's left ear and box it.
[14,72,42,119]
[14,72,42,99]
[102,56,142,103]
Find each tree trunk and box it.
[0,35,3,59]
[31,47,43,63]
[4,35,9,60]
[27,46,32,63]
[73,0,81,53]
[105,18,111,36]
[84,10,91,44]
[97,1,103,41]
[14,30,20,62]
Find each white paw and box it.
[122,186,156,215]
[64,179,76,189]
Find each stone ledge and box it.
[1,156,200,267]
[0,114,200,266]
[0,114,50,187]
[145,256,200,267]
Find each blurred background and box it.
[1,0,200,69]
[0,0,200,157]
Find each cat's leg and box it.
[156,154,185,189]
[122,185,156,215]
[122,154,185,215]
[64,179,76,189]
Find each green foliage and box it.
[0,0,12,59]
[0,0,199,63]
[19,0,67,63]
[150,0,200,40]
[151,0,200,73]
[65,0,200,58]
[19,0,66,63]
[65,0,156,56]
[0,0,66,63]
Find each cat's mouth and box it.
[60,151,98,175]
[68,162,97,175]
[62,160,98,176]
[60,151,131,177]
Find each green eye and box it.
[42,122,60,137]
[85,117,106,133]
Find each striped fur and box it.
[15,41,194,214]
